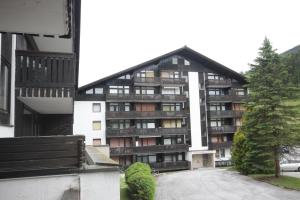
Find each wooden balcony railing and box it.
[106,111,187,119]
[208,110,244,118]
[106,94,187,102]
[0,135,85,179]
[210,141,233,149]
[150,161,190,171]
[206,79,232,88]
[15,51,76,98]
[207,94,247,102]
[208,125,237,134]
[106,127,188,137]
[110,144,189,156]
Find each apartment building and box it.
[75,46,247,171]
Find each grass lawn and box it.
[120,176,130,200]
[250,174,300,191]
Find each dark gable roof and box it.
[79,46,246,91]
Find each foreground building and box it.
[75,46,247,170]
[0,1,119,199]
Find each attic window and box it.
[86,89,93,94]
[184,60,190,66]
[172,57,178,64]
[95,88,103,94]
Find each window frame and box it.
[92,121,101,131]
[92,103,101,112]
[0,50,11,125]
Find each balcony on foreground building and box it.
[106,94,187,102]
[106,110,188,120]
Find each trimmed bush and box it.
[125,162,155,200]
[125,162,151,182]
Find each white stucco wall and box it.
[188,72,207,151]
[80,171,120,200]
[73,101,106,145]
[0,171,120,200]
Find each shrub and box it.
[125,162,151,182]
[125,162,155,200]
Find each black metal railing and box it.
[210,141,233,149]
[207,94,247,102]
[206,79,232,87]
[208,110,244,118]
[110,144,189,156]
[106,127,188,137]
[106,110,187,119]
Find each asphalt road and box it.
[155,168,300,200]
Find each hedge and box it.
[125,162,155,200]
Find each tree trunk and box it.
[274,149,280,178]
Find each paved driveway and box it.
[155,168,300,200]
[283,172,300,178]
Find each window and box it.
[209,104,226,111]
[136,70,154,79]
[92,103,101,112]
[178,154,183,161]
[221,149,225,158]
[94,88,103,94]
[93,139,101,146]
[109,103,120,111]
[86,89,93,94]
[208,89,225,96]
[184,59,190,66]
[92,121,101,130]
[110,120,130,129]
[161,71,180,79]
[210,119,222,127]
[124,103,130,111]
[138,138,156,146]
[161,87,180,95]
[118,74,131,79]
[235,88,245,96]
[172,57,178,64]
[207,73,225,80]
[135,87,155,95]
[162,103,181,112]
[136,120,155,129]
[109,85,129,94]
[164,138,171,145]
[162,119,182,128]
[149,155,157,163]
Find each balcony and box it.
[209,110,244,118]
[106,94,187,102]
[207,94,247,103]
[106,127,188,138]
[210,141,233,149]
[133,77,161,86]
[160,78,186,85]
[106,111,187,120]
[206,79,232,88]
[208,125,237,134]
[15,50,76,98]
[150,161,190,171]
[110,144,189,156]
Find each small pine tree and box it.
[231,129,249,174]
[242,38,300,177]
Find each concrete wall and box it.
[73,101,106,145]
[80,171,120,200]
[0,171,120,200]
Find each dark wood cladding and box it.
[15,50,76,88]
[210,141,233,149]
[106,94,187,102]
[110,144,189,156]
[106,127,188,137]
[206,79,232,88]
[133,77,186,86]
[150,161,190,171]
[207,95,247,102]
[209,110,244,118]
[208,126,237,134]
[106,111,188,119]
[0,135,85,179]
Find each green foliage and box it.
[125,162,152,182]
[231,130,249,174]
[125,162,155,200]
[281,47,300,87]
[241,38,300,176]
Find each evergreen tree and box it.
[242,38,300,177]
[231,129,249,174]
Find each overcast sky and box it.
[79,0,300,87]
